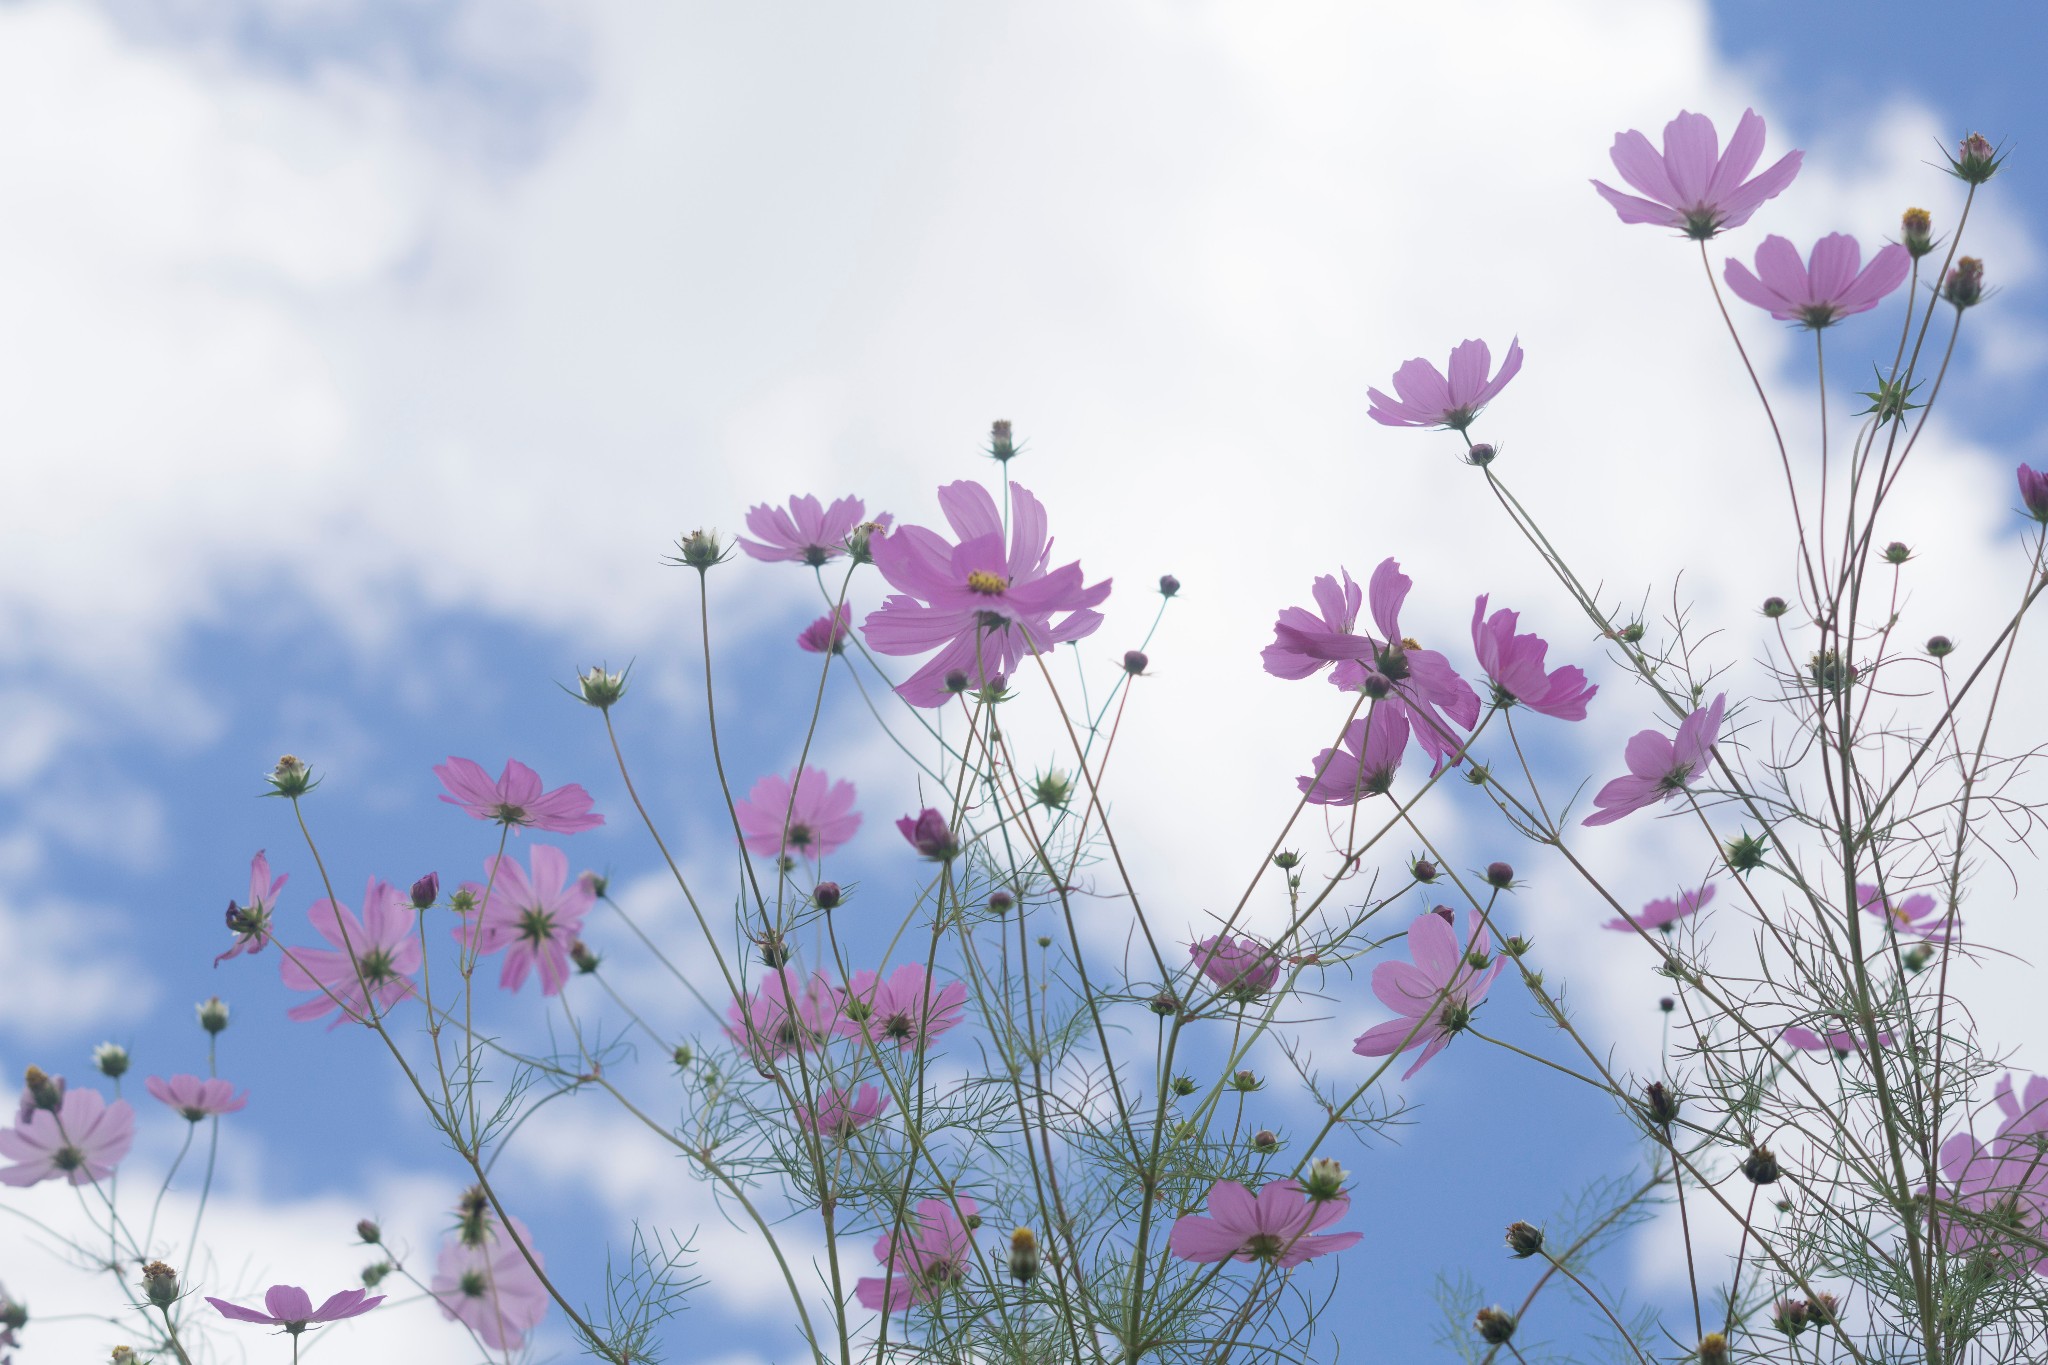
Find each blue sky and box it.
[4,1,2048,1361]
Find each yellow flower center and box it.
[967,570,1009,595]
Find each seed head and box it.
[141,1261,179,1309]
[670,528,729,571]
[1742,1144,1782,1185]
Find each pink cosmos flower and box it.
[1783,1024,1892,1056]
[862,481,1110,707]
[2018,464,2048,522]
[455,846,594,996]
[434,756,603,835]
[855,1197,977,1312]
[897,808,958,860]
[1470,596,1596,721]
[1591,108,1801,240]
[799,604,853,653]
[726,968,845,1060]
[1934,1129,2048,1274]
[1298,709,1410,806]
[1582,694,1727,827]
[217,850,287,966]
[738,494,873,565]
[145,1074,249,1122]
[0,1089,135,1186]
[208,1285,384,1332]
[1857,883,1955,942]
[279,879,423,1027]
[798,1083,891,1139]
[1724,234,1911,328]
[1367,338,1523,430]
[841,964,968,1052]
[1994,1073,2048,1144]
[1191,935,1281,1000]
[1352,910,1502,1079]
[1603,883,1715,933]
[1168,1179,1361,1268]
[735,767,861,860]
[1264,560,1481,773]
[432,1213,550,1351]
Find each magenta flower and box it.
[1191,936,1281,1001]
[2018,464,2048,522]
[1934,1129,2048,1274]
[1724,234,1911,328]
[798,1083,892,1140]
[799,604,854,653]
[738,493,872,565]
[216,849,287,966]
[1783,1024,1892,1056]
[726,968,844,1060]
[862,480,1110,706]
[1591,108,1801,240]
[1367,338,1523,430]
[841,964,968,1052]
[1352,910,1503,1079]
[735,767,861,860]
[855,1197,978,1312]
[1298,709,1410,806]
[432,1212,550,1351]
[0,1089,135,1186]
[1994,1073,2048,1144]
[279,879,422,1027]
[1470,596,1596,721]
[434,756,604,835]
[1582,694,1726,827]
[455,845,594,996]
[1264,560,1481,773]
[1603,883,1715,933]
[208,1285,384,1333]
[1168,1179,1361,1268]
[897,807,959,860]
[1857,883,1955,943]
[145,1074,249,1122]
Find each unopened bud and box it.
[1902,944,1933,973]
[112,1348,137,1364]
[1504,1221,1544,1258]
[988,419,1016,462]
[672,528,727,570]
[1926,635,1954,658]
[92,1043,130,1079]
[1474,1306,1515,1344]
[1230,1070,1262,1092]
[672,1044,694,1069]
[1485,861,1514,889]
[357,1217,382,1243]
[1902,206,1935,257]
[1411,858,1437,883]
[1804,1292,1840,1327]
[448,886,479,915]
[1360,672,1392,699]
[410,872,439,910]
[1149,991,1178,1017]
[1502,934,1532,957]
[569,939,601,974]
[963,1212,982,1230]
[0,1296,24,1330]
[362,1261,392,1288]
[1883,541,1911,564]
[1772,1297,1809,1336]
[23,1067,64,1113]
[986,889,1013,914]
[1305,1157,1349,1200]
[1762,596,1788,618]
[1272,850,1302,870]
[1465,442,1497,467]
[1742,1144,1782,1185]
[1943,256,1984,309]
[1644,1081,1680,1128]
[1158,574,1181,598]
[197,997,230,1034]
[1659,996,1675,1013]
[141,1261,179,1308]
[1249,1129,1280,1153]
[575,663,629,710]
[1951,132,2000,184]
[755,931,790,969]
[1122,650,1149,676]
[1007,1227,1039,1281]
[1618,622,1646,644]
[813,881,843,910]
[1725,831,1769,873]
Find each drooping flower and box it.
[1367,338,1523,430]
[434,757,603,835]
[1782,1024,1892,1056]
[726,968,844,1060]
[1470,596,1596,720]
[738,494,874,565]
[454,846,594,997]
[144,1075,250,1122]
[279,879,423,1027]
[797,1084,891,1140]
[2018,464,2048,522]
[431,1210,550,1351]
[1264,560,1481,773]
[207,1285,384,1333]
[735,767,861,860]
[897,808,959,860]
[1934,1129,2048,1276]
[799,604,854,654]
[1724,234,1911,328]
[1591,108,1801,240]
[1168,1179,1361,1268]
[840,964,968,1052]
[1582,694,1727,827]
[1603,883,1715,933]
[855,1197,978,1312]
[1352,910,1503,1079]
[1298,709,1409,806]
[0,1089,135,1187]
[1857,883,1956,942]
[862,481,1110,707]
[216,850,287,966]
[1191,936,1282,1001]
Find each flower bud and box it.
[988,420,1016,462]
[141,1261,179,1309]
[1951,132,1999,184]
[671,1043,694,1069]
[1902,944,1933,973]
[1617,622,1646,644]
[0,1297,23,1331]
[1474,1306,1515,1344]
[1502,934,1532,957]
[1725,831,1768,874]
[1249,1129,1280,1153]
[1643,1080,1680,1129]
[755,931,790,969]
[448,886,480,915]
[1230,1069,1262,1092]
[671,528,727,570]
[1804,1292,1840,1327]
[357,1217,382,1244]
[1158,574,1181,598]
[1031,770,1073,810]
[1305,1157,1349,1201]
[112,1348,136,1364]
[1771,1297,1809,1336]
[1360,671,1391,699]
[813,881,843,911]
[23,1067,63,1113]
[1757,595,1787,619]
[1742,1144,1782,1185]
[1902,206,1935,257]
[1272,850,1302,870]
[1659,996,1675,1013]
[1411,858,1438,883]
[575,663,629,710]
[197,997,230,1035]
[1149,991,1178,1017]
[1484,861,1514,889]
[570,939,601,974]
[92,1043,130,1079]
[362,1261,392,1288]
[1883,541,1911,565]
[410,872,440,910]
[1698,1332,1730,1365]
[1505,1221,1545,1258]
[1036,935,1052,948]
[1465,442,1497,467]
[1463,763,1491,786]
[897,808,959,860]
[1007,1226,1039,1281]
[986,889,1013,914]
[1926,635,1955,658]
[265,754,315,799]
[1121,650,1149,676]
[1943,256,1984,309]
[963,1211,982,1230]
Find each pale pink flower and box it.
[1724,233,1911,328]
[1191,936,1281,1001]
[798,1084,891,1140]
[735,767,861,860]
[1582,695,1726,827]
[0,1089,135,1187]
[432,1213,550,1351]
[434,756,603,835]
[1934,1130,2048,1275]
[1470,596,1596,720]
[1352,910,1502,1079]
[1857,882,1955,942]
[1168,1179,1360,1267]
[279,879,422,1027]
[1591,108,1801,239]
[217,849,287,965]
[145,1074,249,1122]
[799,604,853,653]
[1298,709,1409,806]
[739,494,873,565]
[726,968,845,1060]
[208,1285,384,1332]
[855,1197,977,1312]
[841,964,968,1051]
[1603,883,1715,933]
[1367,338,1523,430]
[1783,1024,1892,1057]
[1994,1073,2048,1145]
[454,845,594,996]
